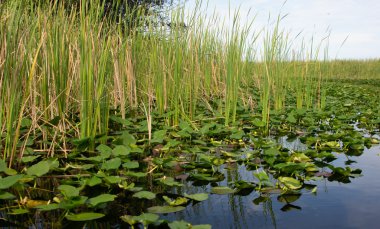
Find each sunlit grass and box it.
[0,0,379,165]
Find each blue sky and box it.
[184,0,380,59]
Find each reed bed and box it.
[1,0,378,165]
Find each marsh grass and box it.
[1,0,379,165]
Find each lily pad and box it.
[147,206,186,214]
[88,194,117,207]
[278,177,302,190]
[132,191,156,200]
[0,174,24,190]
[0,191,16,200]
[34,203,60,211]
[184,193,209,202]
[58,185,80,198]
[65,212,105,221]
[211,186,236,195]
[101,158,121,170]
[26,161,50,177]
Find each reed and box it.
[2,0,377,165]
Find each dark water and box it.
[162,141,380,229]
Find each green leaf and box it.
[58,196,88,209]
[120,215,137,225]
[0,174,24,189]
[183,193,209,202]
[86,176,102,187]
[9,208,29,215]
[0,191,16,200]
[147,206,186,214]
[230,130,244,140]
[65,212,105,221]
[121,132,136,146]
[88,194,117,207]
[278,177,302,190]
[168,220,190,229]
[97,144,112,159]
[132,191,156,200]
[157,177,183,187]
[110,115,132,126]
[27,161,50,177]
[211,186,235,195]
[132,213,159,225]
[101,158,121,170]
[126,172,147,178]
[34,203,60,211]
[152,129,167,143]
[252,118,266,127]
[104,176,123,184]
[254,170,270,182]
[58,185,80,198]
[21,155,41,163]
[112,145,130,157]
[122,161,139,169]
[163,196,188,206]
[263,148,279,156]
[0,160,6,172]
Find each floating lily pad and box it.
[0,191,16,200]
[101,158,121,170]
[58,185,80,198]
[0,174,24,190]
[184,193,209,202]
[163,196,188,206]
[65,212,105,221]
[211,186,235,195]
[88,194,117,207]
[147,206,186,214]
[278,177,302,190]
[132,191,156,200]
[26,161,50,177]
[34,203,60,211]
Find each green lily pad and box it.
[8,208,29,215]
[112,145,130,157]
[88,194,117,207]
[86,176,102,187]
[278,177,302,190]
[184,193,209,202]
[27,161,50,177]
[132,213,159,224]
[163,196,188,206]
[65,212,105,221]
[211,186,236,195]
[132,191,156,200]
[21,155,41,163]
[157,176,183,187]
[58,185,80,198]
[0,174,24,190]
[101,158,121,170]
[0,191,16,200]
[123,161,139,169]
[147,206,186,214]
[34,203,60,211]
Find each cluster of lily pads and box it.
[1,80,379,228]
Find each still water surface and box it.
[162,141,380,229]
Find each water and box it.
[162,143,380,229]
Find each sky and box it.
[184,0,380,60]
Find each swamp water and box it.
[162,139,380,229]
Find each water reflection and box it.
[161,140,380,229]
